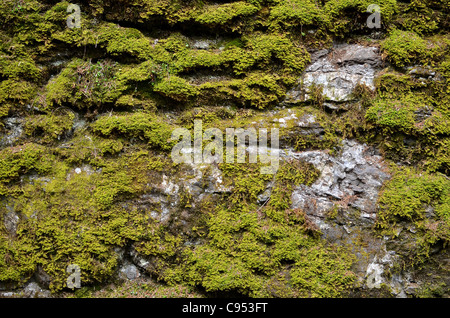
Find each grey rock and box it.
[4,211,19,235]
[119,262,141,281]
[34,265,52,290]
[288,139,390,215]
[407,66,436,78]
[285,44,382,103]
[191,40,211,50]
[23,281,52,298]
[0,117,23,147]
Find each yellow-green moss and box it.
[153,76,198,102]
[376,166,450,263]
[154,159,356,297]
[43,58,126,110]
[91,112,174,151]
[23,111,75,143]
[0,148,171,291]
[381,29,428,68]
[193,2,259,25]
[0,143,53,182]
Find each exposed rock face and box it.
[285,44,382,103]
[4,210,19,236]
[118,262,141,281]
[279,140,423,296]
[0,117,23,147]
[288,139,389,221]
[1,0,448,297]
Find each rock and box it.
[0,117,23,147]
[288,139,390,216]
[34,265,52,290]
[191,39,213,50]
[365,261,384,289]
[285,44,382,104]
[118,262,141,281]
[4,211,19,235]
[22,281,52,298]
[280,140,411,292]
[407,66,436,78]
[414,106,433,122]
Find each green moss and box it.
[114,94,157,112]
[366,94,419,133]
[153,76,198,102]
[199,72,293,109]
[376,166,450,262]
[374,71,425,97]
[0,55,40,80]
[43,58,126,110]
[0,143,53,183]
[290,244,356,297]
[24,111,75,143]
[381,29,428,68]
[0,79,37,118]
[324,0,398,36]
[193,2,259,25]
[157,158,355,296]
[395,0,441,35]
[0,147,172,291]
[269,0,327,30]
[91,112,174,151]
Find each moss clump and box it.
[24,111,75,143]
[0,149,170,291]
[395,0,442,35]
[0,55,40,81]
[0,143,52,183]
[0,79,37,118]
[324,0,398,36]
[91,112,174,151]
[365,94,420,133]
[381,29,428,68]
[376,166,450,262]
[269,0,327,30]
[153,76,198,102]
[199,72,288,109]
[43,58,126,110]
[193,2,259,25]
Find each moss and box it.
[91,112,175,151]
[381,29,428,68]
[199,72,294,109]
[193,2,259,25]
[324,0,398,36]
[0,147,172,291]
[114,94,157,112]
[374,71,426,97]
[0,0,448,298]
[0,79,37,118]
[365,94,419,133]
[43,58,126,110]
[116,60,161,84]
[23,111,75,143]
[0,143,53,183]
[269,0,327,30]
[153,76,198,102]
[376,166,450,263]
[155,158,356,297]
[290,244,356,297]
[395,0,442,35]
[0,55,40,80]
